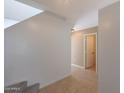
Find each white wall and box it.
[71,27,97,67]
[4,18,19,28]
[4,12,72,88]
[98,2,120,93]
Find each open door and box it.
[84,33,97,72]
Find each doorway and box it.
[84,32,97,72]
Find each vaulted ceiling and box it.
[25,0,118,20]
[13,0,120,29]
[5,0,43,21]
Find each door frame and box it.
[84,32,98,72]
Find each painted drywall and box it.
[71,27,97,67]
[4,18,19,28]
[98,2,120,93]
[4,12,72,88]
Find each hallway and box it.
[4,1,120,93]
[39,66,98,93]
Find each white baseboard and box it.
[71,64,85,69]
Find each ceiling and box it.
[4,0,44,28]
[9,0,119,30]
[30,0,119,20]
[5,0,44,21]
[17,0,119,29]
[74,10,98,30]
